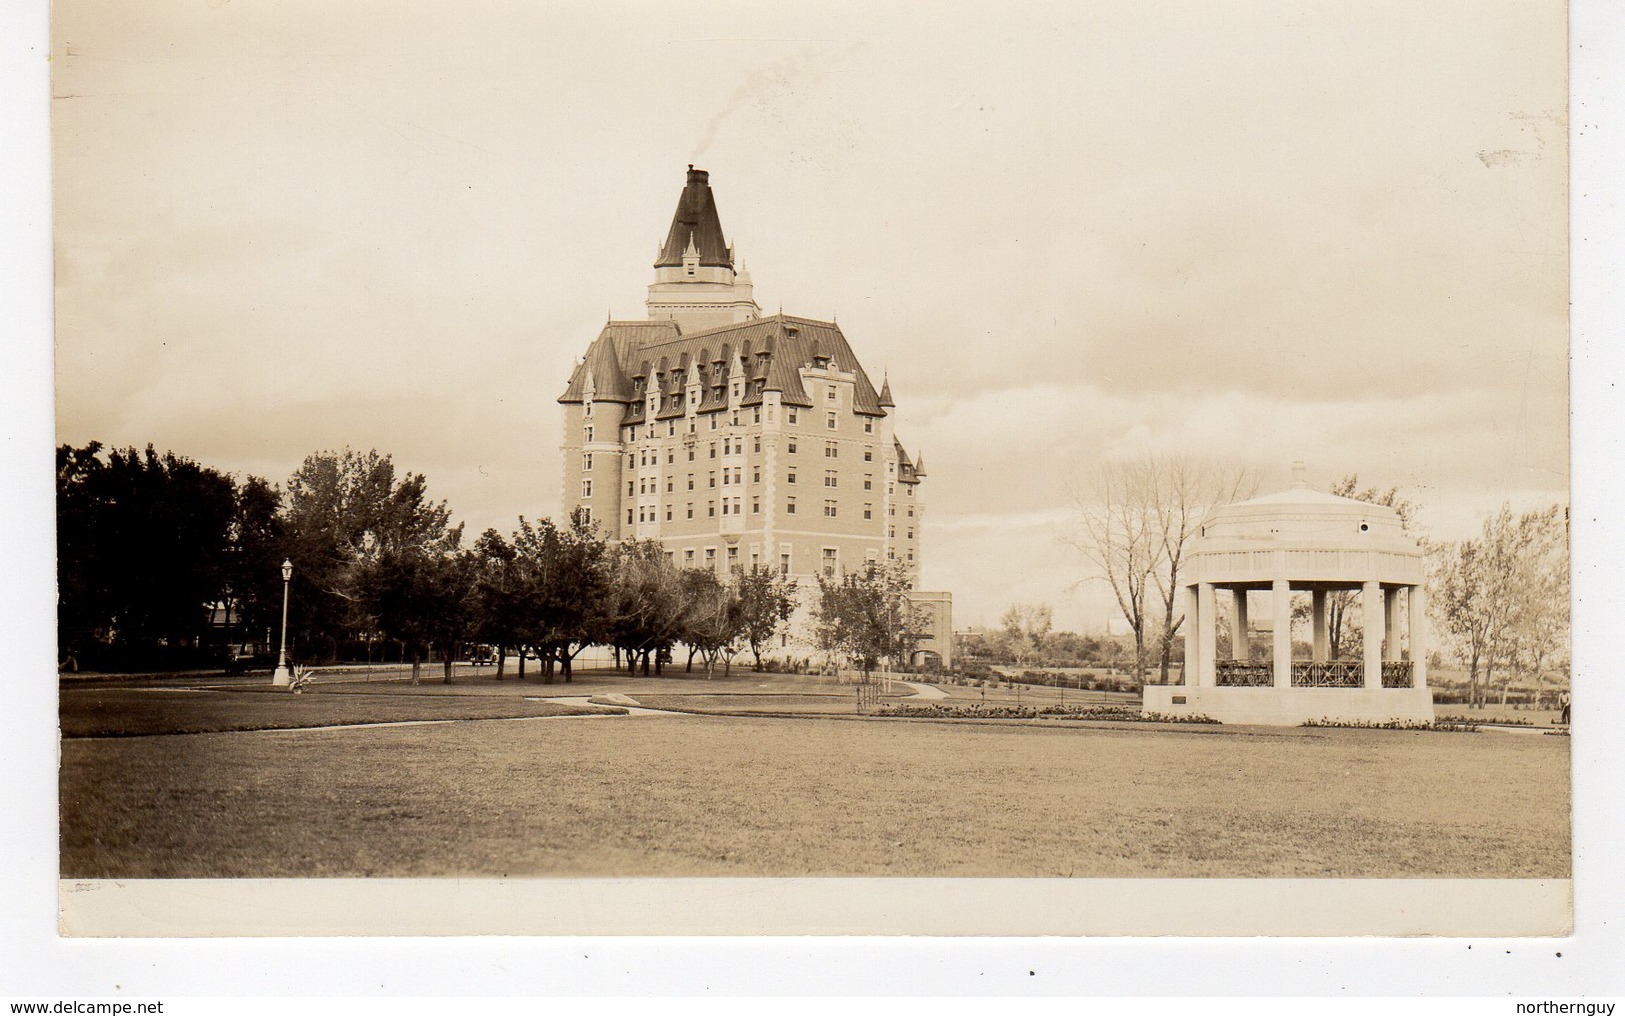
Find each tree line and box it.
[57,443,833,680]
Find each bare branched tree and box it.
[1069,455,1256,683]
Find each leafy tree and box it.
[56,442,240,668]
[471,528,522,678]
[733,565,798,671]
[1431,502,1568,708]
[511,510,608,682]
[220,476,285,658]
[813,559,924,681]
[601,538,688,677]
[1000,602,1054,670]
[352,539,470,684]
[281,448,454,659]
[681,569,744,676]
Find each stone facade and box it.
[557,167,949,664]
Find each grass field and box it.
[59,686,612,737]
[60,686,1571,878]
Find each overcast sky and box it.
[52,0,1568,631]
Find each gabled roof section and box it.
[894,439,922,484]
[655,166,732,269]
[561,313,891,423]
[558,319,682,404]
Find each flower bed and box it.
[1301,717,1479,733]
[875,702,1218,724]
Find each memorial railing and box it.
[1381,661,1414,688]
[1291,661,1362,688]
[1213,661,1274,687]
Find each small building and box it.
[1143,465,1433,725]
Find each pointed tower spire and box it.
[878,374,895,408]
[654,166,732,269]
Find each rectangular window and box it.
[788,441,797,454]
[626,509,634,525]
[863,419,873,434]
[687,504,694,519]
[825,441,837,458]
[581,507,591,524]
[788,410,798,424]
[787,470,797,484]
[685,549,695,563]
[787,498,797,515]
[827,412,837,430]
[823,501,838,518]
[827,385,837,402]
[863,504,872,519]
[752,498,760,514]
[627,481,635,497]
[710,416,718,430]
[666,480,674,493]
[752,467,761,484]
[728,546,739,563]
[667,451,675,464]
[753,436,761,453]
[708,502,716,517]
[822,548,838,576]
[582,480,593,498]
[907,529,914,539]
[583,453,593,471]
[908,509,914,517]
[687,475,695,490]
[753,408,761,424]
[709,472,716,488]
[780,553,791,576]
[825,471,838,487]
[688,449,695,461]
[668,422,676,437]
[584,403,593,417]
[710,443,717,458]
[864,475,873,491]
[864,448,873,462]
[705,548,716,563]
[665,508,673,522]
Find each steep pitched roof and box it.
[654,166,732,268]
[894,440,922,485]
[558,314,889,421]
[558,319,683,404]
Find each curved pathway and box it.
[896,680,949,700]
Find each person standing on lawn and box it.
[1558,689,1571,725]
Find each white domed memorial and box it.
[1143,464,1434,725]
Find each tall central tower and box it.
[645,166,761,331]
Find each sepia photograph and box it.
[44,0,1579,941]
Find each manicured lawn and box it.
[59,687,612,737]
[59,710,1570,879]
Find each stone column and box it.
[1409,584,1428,686]
[1232,589,1250,661]
[1384,587,1403,662]
[1362,580,1384,689]
[1272,579,1292,689]
[1198,582,1217,688]
[1311,590,1329,662]
[1183,584,1199,686]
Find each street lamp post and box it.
[272,558,293,686]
